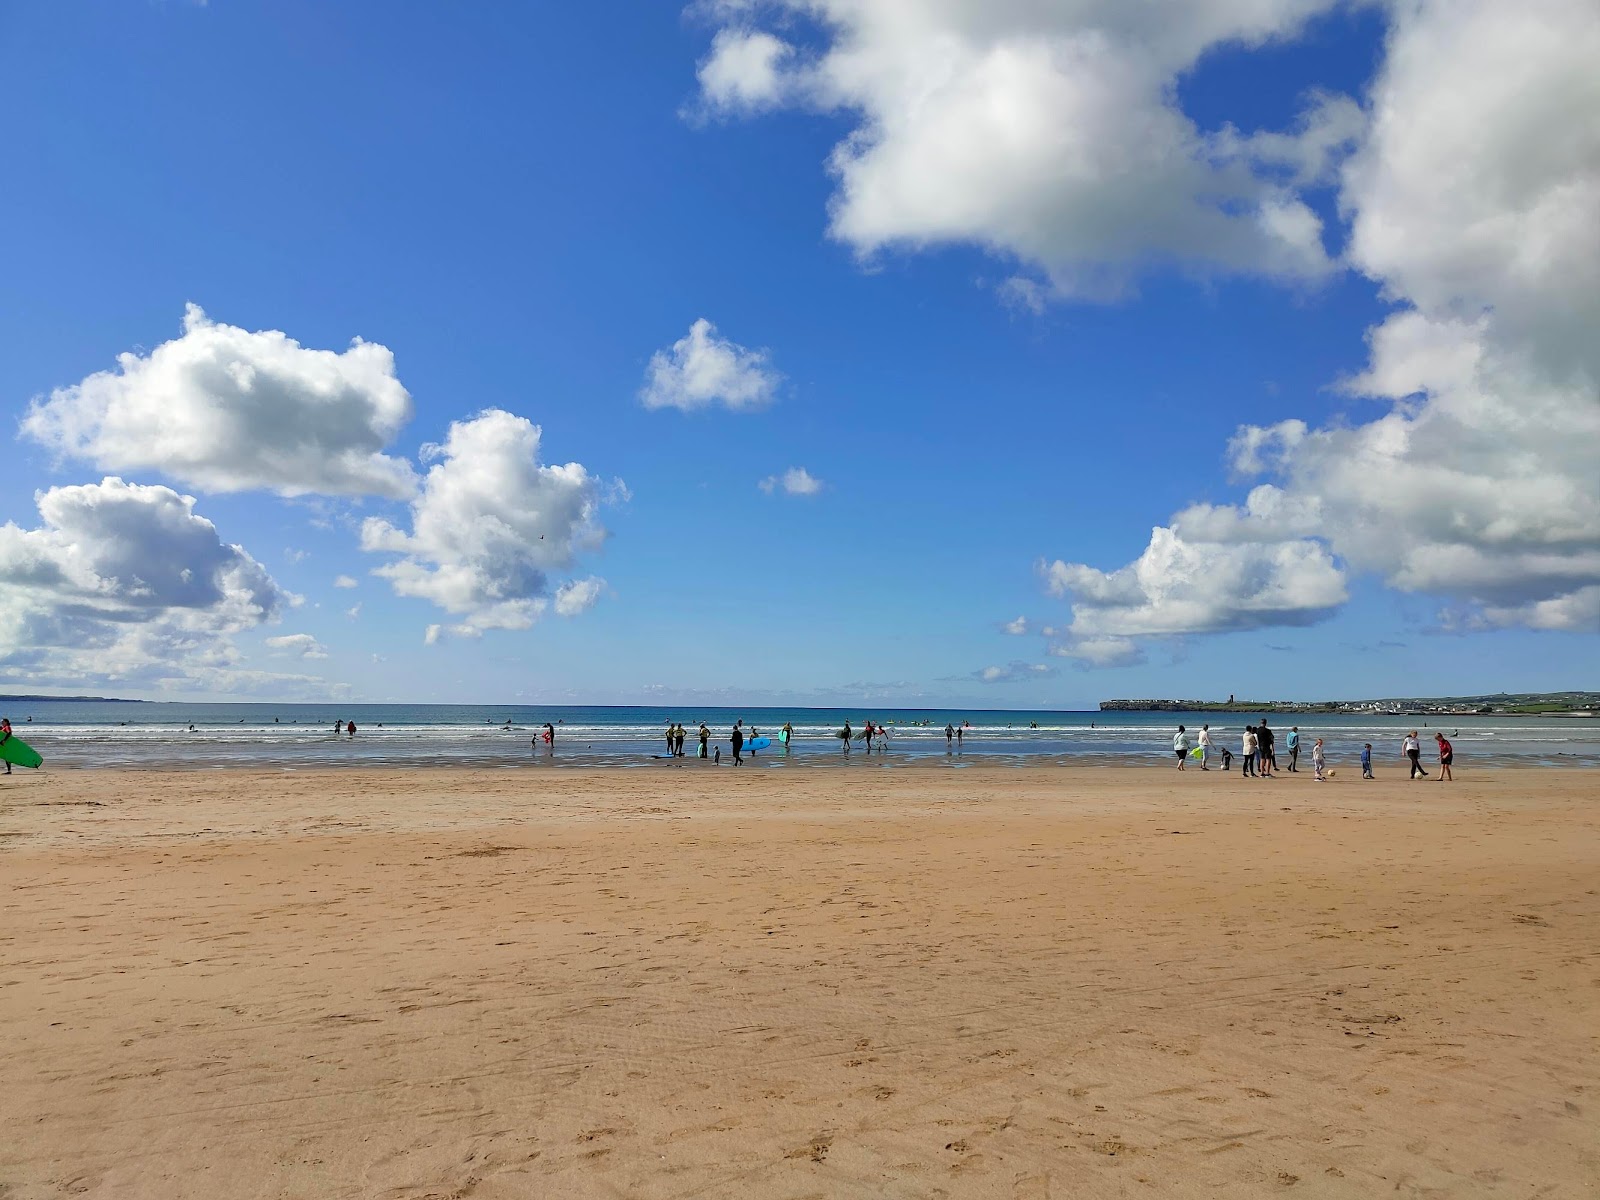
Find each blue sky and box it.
[2,0,1596,705]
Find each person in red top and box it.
[1434,732,1453,782]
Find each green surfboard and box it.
[0,735,43,769]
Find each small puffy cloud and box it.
[22,305,417,499]
[697,28,793,114]
[553,576,606,617]
[333,574,359,589]
[1042,527,1347,638]
[361,410,613,637]
[345,603,362,619]
[1000,616,1031,636]
[759,466,823,496]
[265,633,328,660]
[976,661,1055,683]
[1049,637,1147,670]
[641,318,780,412]
[0,477,317,694]
[692,1,1348,299]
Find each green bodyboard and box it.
[0,735,43,769]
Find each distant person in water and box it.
[956,725,964,748]
[780,722,793,748]
[1434,732,1453,782]
[665,724,676,756]
[543,723,555,748]
[944,723,954,749]
[346,720,357,738]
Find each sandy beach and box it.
[2,765,1596,1198]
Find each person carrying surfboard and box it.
[1,716,11,774]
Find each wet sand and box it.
[2,766,1596,1198]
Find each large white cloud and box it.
[0,477,328,694]
[693,0,1349,295]
[361,410,613,637]
[22,304,417,499]
[641,318,780,411]
[1036,0,1600,642]
[1043,527,1347,639]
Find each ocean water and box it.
[3,701,1596,770]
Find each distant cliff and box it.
[1101,692,1597,715]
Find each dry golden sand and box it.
[2,765,1597,1199]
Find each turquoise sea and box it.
[3,701,1596,770]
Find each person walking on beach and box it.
[863,721,875,752]
[731,721,745,765]
[842,719,852,752]
[1173,725,1190,770]
[1287,726,1301,772]
[1,716,12,775]
[1242,725,1258,778]
[699,723,710,759]
[1197,724,1214,770]
[1434,732,1453,782]
[1403,732,1427,778]
[1257,720,1275,776]
[1312,737,1327,781]
[1361,743,1374,778]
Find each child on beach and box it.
[1361,743,1374,778]
[1435,733,1453,782]
[1312,737,1327,781]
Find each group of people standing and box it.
[1175,721,1454,782]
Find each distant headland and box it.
[1100,691,1597,716]
[0,694,143,703]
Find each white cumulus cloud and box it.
[1037,0,1600,641]
[697,28,793,114]
[1042,528,1348,638]
[976,661,1055,683]
[692,0,1351,297]
[22,305,417,499]
[361,409,613,637]
[759,466,823,496]
[554,576,606,617]
[1048,637,1147,670]
[641,318,780,411]
[333,574,359,589]
[265,633,329,660]
[0,477,320,694]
